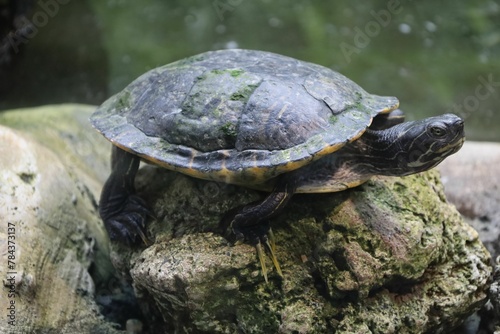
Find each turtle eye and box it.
[430,125,446,138]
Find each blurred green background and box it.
[1,0,499,140]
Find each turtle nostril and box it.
[454,119,464,130]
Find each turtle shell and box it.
[90,49,399,186]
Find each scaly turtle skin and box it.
[91,49,465,281]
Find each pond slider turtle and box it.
[91,49,464,281]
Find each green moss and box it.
[115,90,132,111]
[229,84,258,102]
[229,93,244,101]
[220,122,238,138]
[229,68,245,77]
[208,68,245,77]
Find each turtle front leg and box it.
[224,180,296,282]
[99,146,152,245]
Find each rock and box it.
[490,263,500,333]
[438,141,500,260]
[0,105,121,334]
[438,141,500,332]
[110,163,491,333]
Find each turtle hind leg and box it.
[99,146,153,245]
[222,179,295,281]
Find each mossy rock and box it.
[109,164,491,333]
[0,105,120,334]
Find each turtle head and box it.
[385,113,465,175]
[355,113,464,176]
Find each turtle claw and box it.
[255,242,269,283]
[223,217,283,282]
[221,197,290,282]
[136,226,151,246]
[254,229,283,282]
[263,230,283,278]
[267,229,277,255]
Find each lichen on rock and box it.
[112,165,492,333]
